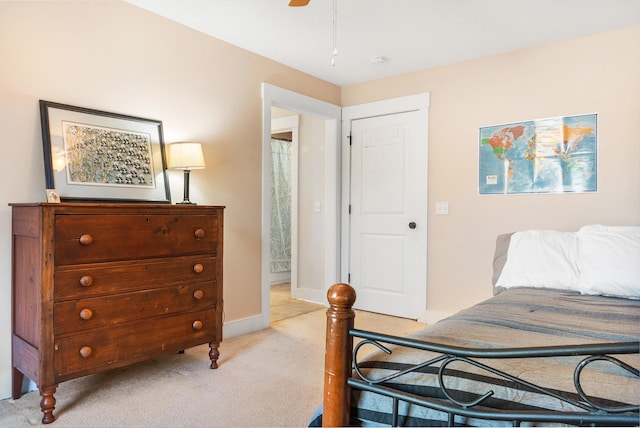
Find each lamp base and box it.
[176,169,197,205]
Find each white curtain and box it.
[270,138,292,273]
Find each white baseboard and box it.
[291,287,325,306]
[0,368,37,400]
[269,271,291,286]
[0,369,10,400]
[223,313,269,339]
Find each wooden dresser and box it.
[10,203,224,424]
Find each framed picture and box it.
[40,100,171,203]
[45,189,61,203]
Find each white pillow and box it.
[496,230,579,290]
[577,225,640,298]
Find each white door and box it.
[348,110,427,319]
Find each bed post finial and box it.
[323,283,356,427]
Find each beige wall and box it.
[0,1,339,399]
[342,26,640,318]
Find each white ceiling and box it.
[123,0,640,86]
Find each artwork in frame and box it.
[40,100,171,203]
[478,113,597,195]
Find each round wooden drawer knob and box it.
[193,263,204,274]
[79,234,93,245]
[79,346,92,358]
[193,290,204,300]
[192,320,203,330]
[79,275,94,287]
[79,308,93,320]
[194,228,205,239]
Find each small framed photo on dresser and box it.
[45,189,61,203]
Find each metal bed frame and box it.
[322,283,640,427]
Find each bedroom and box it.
[0,0,638,420]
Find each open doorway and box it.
[269,109,325,323]
[261,83,341,328]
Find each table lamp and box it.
[167,142,206,205]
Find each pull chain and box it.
[331,0,338,66]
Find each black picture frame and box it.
[39,100,171,203]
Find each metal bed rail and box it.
[349,328,639,427]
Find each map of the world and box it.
[479,114,597,194]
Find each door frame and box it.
[261,83,341,327]
[341,93,430,317]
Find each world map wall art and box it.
[479,114,597,195]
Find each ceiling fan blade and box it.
[288,0,310,6]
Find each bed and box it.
[313,225,640,427]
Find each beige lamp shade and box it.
[167,142,206,170]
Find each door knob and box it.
[409,222,417,229]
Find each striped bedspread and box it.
[349,288,640,426]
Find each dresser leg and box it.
[209,342,220,369]
[12,367,24,399]
[40,384,57,424]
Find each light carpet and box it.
[0,309,426,427]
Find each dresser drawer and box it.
[54,214,219,265]
[54,283,216,334]
[54,255,217,301]
[54,309,217,378]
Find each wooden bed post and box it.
[323,283,356,427]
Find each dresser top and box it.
[10,202,225,209]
